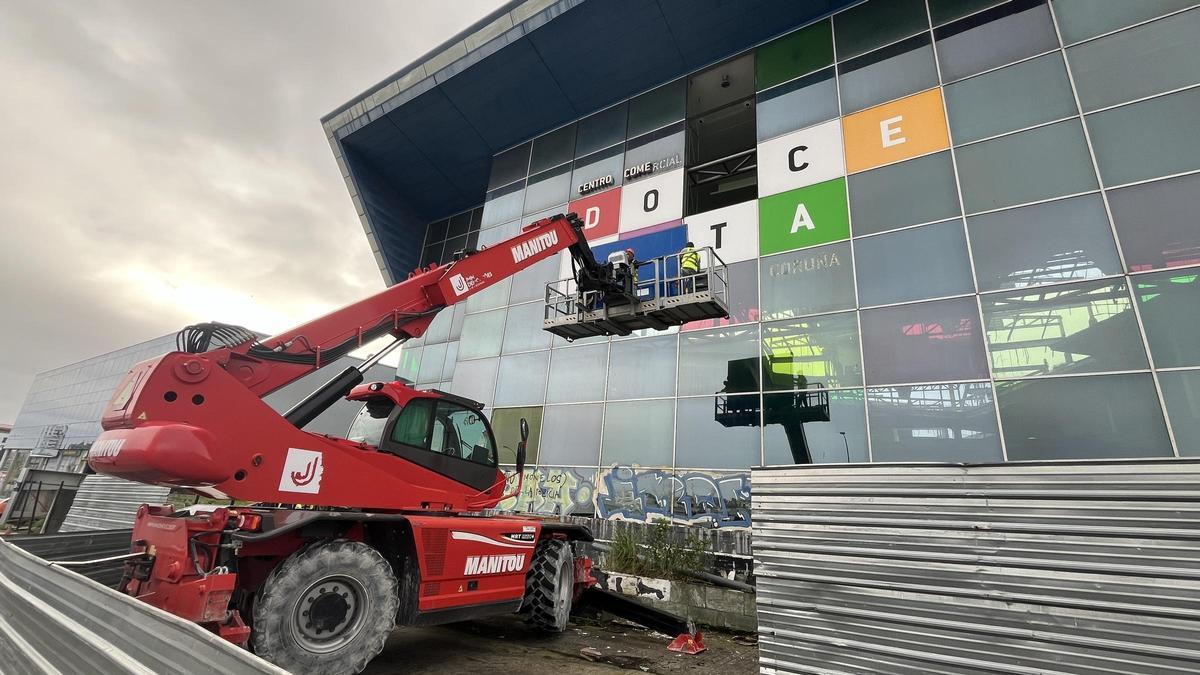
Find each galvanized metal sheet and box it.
[751,459,1200,674]
[0,537,285,674]
[5,528,135,587]
[60,474,171,532]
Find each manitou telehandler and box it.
[87,213,727,674]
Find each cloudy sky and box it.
[0,0,504,421]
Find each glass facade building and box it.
[332,0,1200,526]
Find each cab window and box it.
[346,399,395,447]
[386,398,496,466]
[390,399,434,447]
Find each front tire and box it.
[252,539,398,675]
[523,539,574,632]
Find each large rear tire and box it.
[252,539,398,675]
[523,539,573,632]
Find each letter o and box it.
[643,189,659,213]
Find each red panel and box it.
[569,187,621,241]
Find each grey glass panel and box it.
[570,145,624,199]
[929,0,1007,26]
[427,219,449,242]
[983,279,1148,378]
[488,142,531,190]
[448,357,498,409]
[502,301,553,354]
[623,123,684,184]
[417,342,447,384]
[628,79,685,138]
[607,335,678,399]
[861,297,990,384]
[575,102,627,157]
[440,235,466,264]
[494,351,550,407]
[510,254,560,304]
[539,404,603,465]
[934,0,1058,83]
[998,374,1172,459]
[477,219,520,247]
[834,0,929,60]
[1068,9,1200,113]
[762,312,862,391]
[856,220,974,306]
[547,343,608,403]
[447,211,472,238]
[1134,270,1200,368]
[1160,370,1200,456]
[530,123,577,174]
[944,52,1076,144]
[481,180,525,228]
[458,309,506,360]
[1108,173,1200,272]
[868,383,1003,461]
[1053,0,1197,44]
[424,308,452,344]
[449,303,466,340]
[397,346,420,382]
[678,325,760,396]
[956,119,1097,213]
[968,194,1121,291]
[756,67,839,142]
[1087,87,1200,187]
[760,241,855,320]
[676,397,762,469]
[523,163,572,215]
[442,341,458,381]
[838,35,938,114]
[763,389,869,464]
[464,277,511,313]
[421,241,443,267]
[602,399,674,466]
[848,151,960,235]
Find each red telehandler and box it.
[87,213,725,673]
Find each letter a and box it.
[790,203,816,234]
[880,116,906,148]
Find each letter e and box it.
[880,116,905,148]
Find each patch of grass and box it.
[605,521,709,581]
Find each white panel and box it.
[684,200,759,264]
[618,169,684,233]
[757,118,845,198]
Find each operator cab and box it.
[345,385,500,492]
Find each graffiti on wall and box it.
[498,464,751,528]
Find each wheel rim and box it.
[555,561,572,622]
[290,574,371,654]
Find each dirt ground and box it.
[364,613,759,674]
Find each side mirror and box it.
[515,417,529,473]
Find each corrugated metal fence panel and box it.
[0,537,286,674]
[60,474,172,532]
[5,529,134,587]
[751,459,1200,675]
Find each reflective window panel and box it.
[623,122,684,185]
[539,403,603,465]
[855,220,975,306]
[861,297,990,385]
[756,67,839,142]
[1159,370,1200,456]
[464,277,511,313]
[546,343,608,403]
[756,19,833,90]
[1053,0,1197,44]
[982,279,1148,378]
[955,119,1097,213]
[510,255,560,305]
[847,151,960,236]
[530,123,576,174]
[488,142,531,190]
[458,309,506,360]
[676,397,762,469]
[997,374,1173,459]
[397,346,420,382]
[481,180,526,228]
[761,312,862,391]
[607,335,678,399]
[491,407,543,465]
[502,301,554,354]
[1107,172,1200,272]
[427,218,449,243]
[1134,270,1200,368]
[763,389,869,464]
[682,259,760,331]
[570,144,624,199]
[522,163,572,215]
[934,0,1058,83]
[928,0,1006,26]
[575,102,627,157]
[867,382,1003,461]
[834,0,929,61]
[678,325,761,397]
[424,308,453,344]
[1087,87,1200,188]
[943,52,1077,145]
[494,351,550,407]
[759,241,856,320]
[442,342,459,382]
[448,357,498,409]
[838,34,939,115]
[417,342,447,384]
[447,211,472,238]
[602,399,674,467]
[627,79,685,138]
[967,194,1122,291]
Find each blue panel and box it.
[658,0,844,66]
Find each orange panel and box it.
[843,88,950,174]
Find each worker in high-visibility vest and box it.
[679,241,702,294]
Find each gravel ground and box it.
[364,613,758,674]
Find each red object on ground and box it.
[667,631,707,654]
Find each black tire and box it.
[252,539,398,675]
[523,539,573,632]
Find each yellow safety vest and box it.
[680,246,699,272]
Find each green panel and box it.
[756,19,833,90]
[759,178,849,255]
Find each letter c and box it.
[788,145,809,172]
